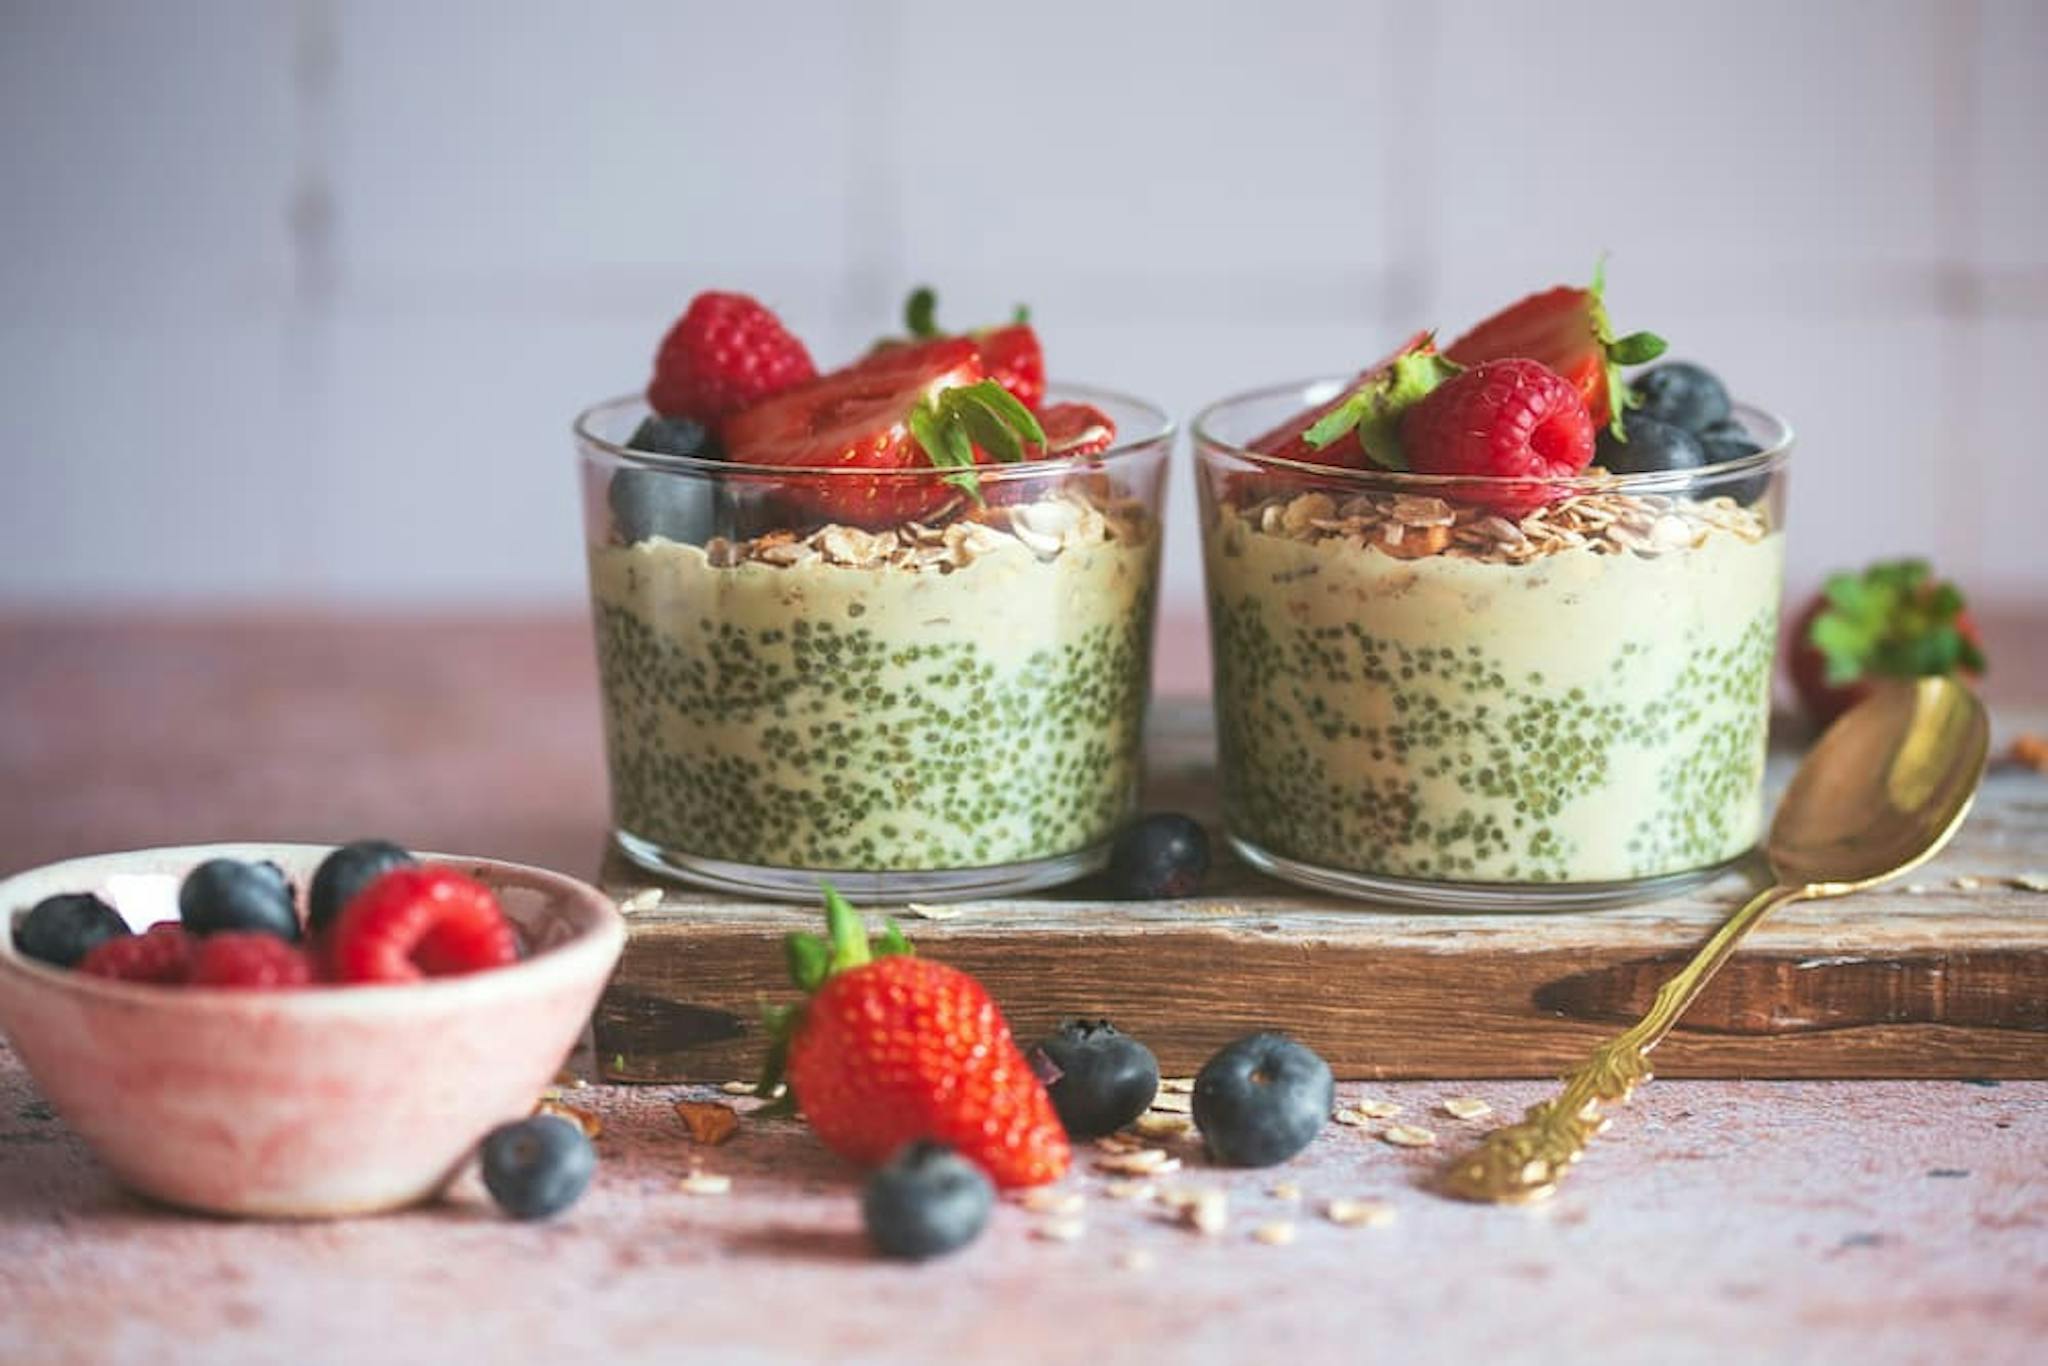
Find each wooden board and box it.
[593,700,2048,1082]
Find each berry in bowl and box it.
[0,841,624,1217]
[578,288,1172,901]
[1194,271,1790,909]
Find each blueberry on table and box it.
[862,1141,995,1260]
[307,839,416,935]
[13,892,130,968]
[1192,1032,1334,1168]
[1595,411,1707,476]
[607,467,718,546]
[627,414,716,460]
[1106,813,1211,899]
[178,858,300,942]
[480,1114,596,1220]
[1030,1019,1160,1139]
[1628,362,1731,432]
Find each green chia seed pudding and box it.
[590,497,1159,872]
[1203,486,1783,886]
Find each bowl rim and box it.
[0,843,626,1018]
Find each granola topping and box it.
[699,490,1152,574]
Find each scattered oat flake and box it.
[1148,1091,1194,1114]
[1268,1181,1302,1202]
[1018,1188,1085,1216]
[1326,1198,1396,1229]
[1251,1220,1296,1246]
[1441,1097,1493,1121]
[904,902,958,921]
[1116,1248,1156,1273]
[1034,1217,1086,1243]
[1180,1190,1229,1236]
[1158,1078,1195,1094]
[617,888,663,915]
[1333,1109,1371,1128]
[1903,883,1936,895]
[1953,875,1986,892]
[1103,1180,1156,1202]
[673,1100,739,1146]
[719,1081,757,1095]
[2012,873,2048,893]
[1353,1098,1402,1119]
[1381,1124,1438,1148]
[534,1100,602,1139]
[1134,1113,1193,1139]
[1096,1149,1180,1177]
[1095,1134,1146,1154]
[679,1172,731,1195]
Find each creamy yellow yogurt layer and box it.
[589,515,1158,871]
[1205,509,1783,883]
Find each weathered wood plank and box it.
[594,701,2048,1082]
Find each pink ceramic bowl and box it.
[0,843,625,1218]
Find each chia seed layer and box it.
[589,514,1159,871]
[1204,503,1783,884]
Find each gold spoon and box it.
[1441,677,1991,1204]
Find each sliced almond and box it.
[534,1100,602,1140]
[673,1099,739,1146]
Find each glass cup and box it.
[575,385,1172,902]
[1193,378,1792,910]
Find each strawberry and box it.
[1787,560,1987,728]
[725,340,1047,529]
[1398,358,1597,512]
[648,291,817,427]
[896,287,1045,409]
[760,888,1069,1189]
[1444,264,1667,434]
[1029,402,1116,459]
[1248,331,1442,467]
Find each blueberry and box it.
[1628,362,1731,432]
[307,840,416,935]
[1595,411,1707,475]
[12,893,130,968]
[1030,1019,1160,1140]
[480,1114,596,1220]
[607,467,718,546]
[179,858,299,942]
[1192,1032,1334,1168]
[1698,417,1764,465]
[1106,813,1210,899]
[861,1141,995,1260]
[627,414,716,459]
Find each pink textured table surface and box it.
[1,614,2045,1364]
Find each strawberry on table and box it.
[1788,559,1988,728]
[648,291,817,427]
[761,888,1070,1189]
[1445,264,1667,433]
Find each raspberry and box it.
[327,866,519,984]
[78,922,193,985]
[1398,358,1596,511]
[188,932,314,989]
[648,291,816,426]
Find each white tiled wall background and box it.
[2,0,2043,614]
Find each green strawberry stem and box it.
[1302,343,1462,470]
[1809,559,1987,685]
[1587,257,1669,439]
[905,286,940,338]
[909,380,1047,504]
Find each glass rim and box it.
[1191,374,1793,497]
[574,380,1175,482]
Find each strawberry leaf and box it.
[1805,558,1985,686]
[822,883,871,973]
[1586,260,1669,439]
[872,920,914,958]
[785,932,830,992]
[1302,344,1461,470]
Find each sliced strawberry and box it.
[723,340,983,528]
[1445,269,1665,432]
[973,323,1045,410]
[1248,331,1438,466]
[1030,402,1116,459]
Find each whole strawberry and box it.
[1788,559,1987,727]
[762,888,1069,1189]
[648,291,816,426]
[1399,357,1596,512]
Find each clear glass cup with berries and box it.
[1193,276,1793,909]
[577,289,1172,901]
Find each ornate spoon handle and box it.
[1440,881,1812,1204]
